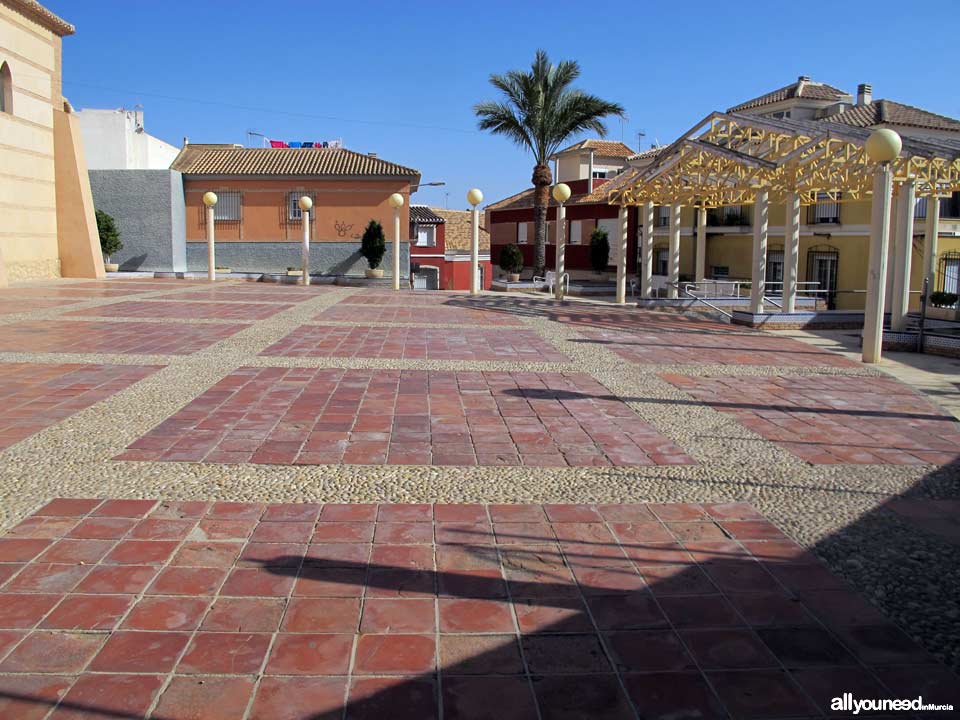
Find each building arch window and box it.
[0,61,12,114]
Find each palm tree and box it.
[475,50,625,276]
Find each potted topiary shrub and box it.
[96,209,122,272]
[589,226,610,276]
[499,243,523,282]
[360,219,386,278]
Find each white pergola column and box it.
[884,185,899,312]
[891,177,916,331]
[695,207,707,282]
[641,201,654,298]
[616,205,628,304]
[784,192,800,313]
[750,189,769,314]
[863,163,895,363]
[922,194,941,295]
[668,203,681,298]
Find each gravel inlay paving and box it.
[0,363,162,451]
[66,300,293,321]
[581,328,861,368]
[315,304,526,326]
[0,500,954,719]
[663,373,960,464]
[119,368,691,467]
[0,287,154,299]
[336,292,475,306]
[0,299,82,315]
[0,320,249,355]
[261,324,569,362]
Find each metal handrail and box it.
[667,282,733,319]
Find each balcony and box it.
[706,206,750,227]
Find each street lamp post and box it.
[388,192,404,291]
[552,183,571,301]
[299,196,313,286]
[467,188,483,295]
[862,128,903,364]
[202,192,218,282]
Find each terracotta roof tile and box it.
[486,170,640,212]
[170,146,420,178]
[827,99,960,133]
[552,139,635,158]
[431,208,490,252]
[3,0,74,36]
[728,77,850,112]
[410,206,445,225]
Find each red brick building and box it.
[409,206,492,290]
[486,140,655,278]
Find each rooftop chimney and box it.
[183,136,189,146]
[368,152,377,158]
[798,75,811,82]
[857,83,872,106]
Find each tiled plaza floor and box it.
[316,304,526,326]
[262,325,570,362]
[0,320,248,355]
[581,329,860,368]
[336,293,474,306]
[663,374,960,464]
[0,500,954,720]
[66,300,293,321]
[0,364,162,451]
[119,369,691,466]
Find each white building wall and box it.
[77,108,178,169]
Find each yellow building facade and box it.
[0,0,103,287]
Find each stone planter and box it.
[215,268,231,274]
[508,273,520,282]
[104,263,119,272]
[287,270,302,276]
[927,306,960,321]
[365,268,384,279]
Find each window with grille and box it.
[415,225,436,247]
[712,266,730,278]
[656,206,671,227]
[517,222,528,244]
[807,193,841,224]
[288,192,314,221]
[938,252,960,294]
[766,249,784,283]
[212,191,241,221]
[656,248,669,276]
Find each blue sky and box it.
[48,0,959,209]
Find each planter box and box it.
[927,306,960,322]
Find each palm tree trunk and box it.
[531,163,553,276]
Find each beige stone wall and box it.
[0,2,60,284]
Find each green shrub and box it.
[930,291,958,308]
[95,209,122,262]
[499,243,524,274]
[360,219,387,269]
[589,226,610,273]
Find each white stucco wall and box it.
[77,108,178,170]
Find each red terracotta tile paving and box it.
[664,373,960,465]
[66,298,291,320]
[122,367,692,467]
[0,498,955,719]
[582,326,860,367]
[316,303,525,325]
[0,319,246,354]
[0,363,161,451]
[263,323,568,361]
